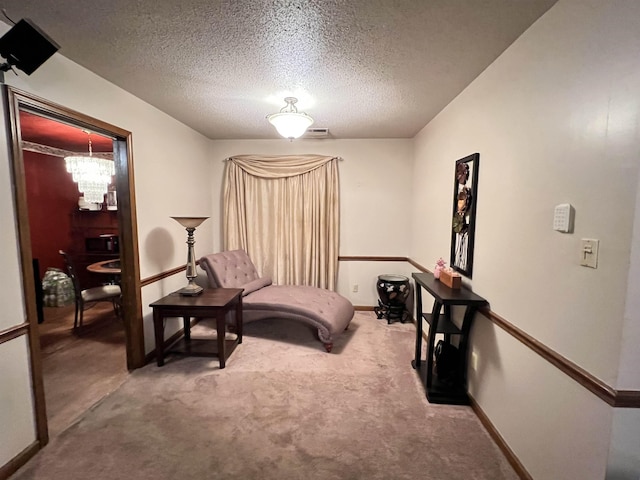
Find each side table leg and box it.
[426,301,443,390]
[412,286,423,368]
[236,295,243,344]
[216,310,226,369]
[183,316,191,341]
[153,309,165,367]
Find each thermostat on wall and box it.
[553,203,574,233]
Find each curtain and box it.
[223,154,340,290]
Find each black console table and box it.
[411,272,487,405]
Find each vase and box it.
[374,274,410,324]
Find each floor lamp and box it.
[171,216,209,296]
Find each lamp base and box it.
[177,284,204,296]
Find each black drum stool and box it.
[374,274,410,324]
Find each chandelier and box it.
[266,97,314,140]
[65,132,114,204]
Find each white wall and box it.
[208,139,414,305]
[0,25,215,469]
[0,337,36,468]
[608,409,640,479]
[411,0,640,478]
[618,168,640,389]
[0,97,37,467]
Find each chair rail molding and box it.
[338,255,640,408]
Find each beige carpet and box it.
[14,311,517,480]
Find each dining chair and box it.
[59,250,122,330]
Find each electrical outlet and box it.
[352,284,359,293]
[470,351,478,371]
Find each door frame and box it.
[3,85,145,446]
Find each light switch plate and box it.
[580,239,599,268]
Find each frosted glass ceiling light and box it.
[267,97,314,140]
[65,131,114,204]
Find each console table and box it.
[411,272,487,405]
[150,288,243,369]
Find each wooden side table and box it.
[150,288,243,369]
[411,272,487,405]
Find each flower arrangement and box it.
[434,257,446,279]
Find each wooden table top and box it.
[149,288,243,309]
[412,271,487,305]
[87,259,121,274]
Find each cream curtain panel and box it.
[223,154,340,290]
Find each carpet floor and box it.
[14,311,517,480]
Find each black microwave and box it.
[85,235,119,253]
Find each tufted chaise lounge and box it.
[199,250,354,352]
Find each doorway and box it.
[21,110,128,437]
[4,86,144,446]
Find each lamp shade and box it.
[171,216,209,229]
[266,97,314,139]
[267,112,314,139]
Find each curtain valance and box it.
[227,154,338,178]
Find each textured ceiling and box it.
[3,0,557,140]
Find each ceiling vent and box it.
[304,127,329,138]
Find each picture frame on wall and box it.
[106,190,117,210]
[450,152,479,278]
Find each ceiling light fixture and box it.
[266,97,314,140]
[65,131,114,204]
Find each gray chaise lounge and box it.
[199,250,354,352]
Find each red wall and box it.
[24,152,80,276]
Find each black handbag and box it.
[434,340,459,385]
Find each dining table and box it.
[87,258,121,284]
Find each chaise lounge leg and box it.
[324,342,333,353]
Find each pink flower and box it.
[434,257,446,278]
